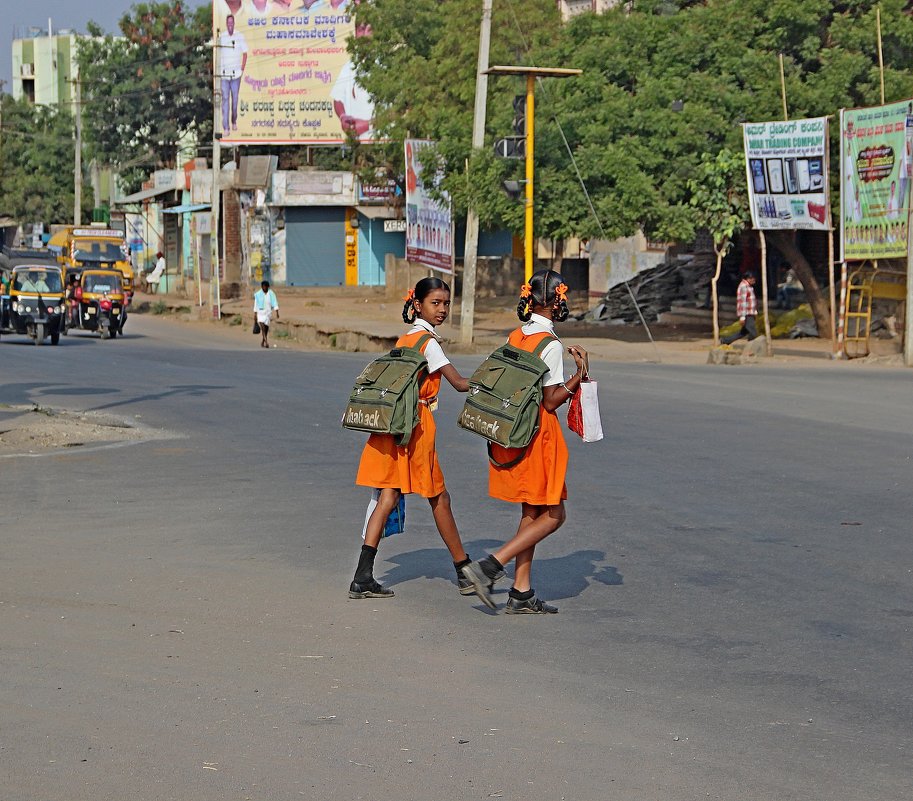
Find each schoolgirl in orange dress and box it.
[350,277,477,599]
[461,270,588,614]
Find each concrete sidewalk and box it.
[132,284,907,368]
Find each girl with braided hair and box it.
[350,276,479,599]
[461,269,588,614]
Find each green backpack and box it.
[342,333,432,447]
[457,334,556,466]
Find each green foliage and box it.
[348,0,913,243]
[76,1,213,192]
[688,149,749,251]
[0,96,93,224]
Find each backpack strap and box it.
[487,442,527,469]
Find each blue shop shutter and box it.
[285,207,346,286]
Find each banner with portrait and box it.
[742,117,830,231]
[840,99,913,261]
[404,139,453,273]
[213,0,375,144]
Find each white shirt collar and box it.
[528,312,555,332]
[411,318,443,339]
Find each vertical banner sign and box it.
[213,0,376,144]
[841,99,913,261]
[404,139,453,273]
[344,207,359,285]
[743,117,830,231]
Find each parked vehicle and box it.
[0,264,66,345]
[49,225,135,304]
[69,269,127,339]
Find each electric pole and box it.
[460,0,492,345]
[74,78,82,226]
[209,31,222,319]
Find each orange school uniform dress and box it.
[488,327,569,507]
[355,330,446,498]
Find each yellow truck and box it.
[49,225,135,304]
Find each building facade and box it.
[557,0,615,20]
[11,25,82,108]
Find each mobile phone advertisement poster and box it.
[213,0,375,145]
[404,139,453,274]
[840,100,913,261]
[743,117,830,232]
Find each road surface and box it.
[1,314,910,800]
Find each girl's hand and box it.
[567,345,589,377]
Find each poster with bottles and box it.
[840,100,913,261]
[742,117,830,231]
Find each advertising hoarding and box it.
[840,99,913,261]
[742,117,830,231]
[213,0,375,145]
[404,139,452,273]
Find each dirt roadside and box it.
[132,286,906,368]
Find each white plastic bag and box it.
[567,379,604,443]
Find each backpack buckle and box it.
[470,387,480,396]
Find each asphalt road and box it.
[1,314,911,801]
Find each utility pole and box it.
[209,30,222,320]
[74,78,82,226]
[460,0,492,345]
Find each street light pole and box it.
[524,74,535,281]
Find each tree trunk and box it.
[712,245,724,346]
[551,238,564,272]
[766,230,832,340]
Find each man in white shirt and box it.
[219,15,248,133]
[253,280,279,348]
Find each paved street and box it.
[1,314,911,801]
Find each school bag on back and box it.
[457,333,556,461]
[342,333,432,447]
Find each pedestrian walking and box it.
[460,269,588,614]
[349,277,478,599]
[722,272,758,344]
[253,280,279,348]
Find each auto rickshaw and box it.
[0,264,66,345]
[69,268,127,339]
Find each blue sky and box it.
[3,0,210,89]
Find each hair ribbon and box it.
[403,288,415,302]
[519,283,532,299]
[555,283,569,302]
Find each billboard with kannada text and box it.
[742,117,830,231]
[840,100,913,261]
[213,0,376,144]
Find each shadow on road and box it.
[378,542,622,602]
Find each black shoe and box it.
[460,561,501,609]
[348,579,395,599]
[505,594,558,615]
[457,564,494,596]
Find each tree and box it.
[348,0,562,224]
[76,1,213,193]
[0,96,92,225]
[688,149,749,345]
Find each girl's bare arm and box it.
[439,363,469,393]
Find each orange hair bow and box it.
[403,288,415,302]
[519,283,532,299]
[555,283,569,302]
